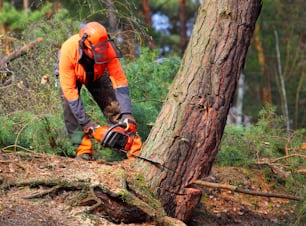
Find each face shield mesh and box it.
[90,38,122,64]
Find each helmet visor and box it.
[91,39,122,64]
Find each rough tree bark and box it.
[136,0,262,222]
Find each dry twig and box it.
[193,180,302,201]
[0,38,43,68]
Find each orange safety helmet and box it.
[79,21,122,64]
[79,22,108,49]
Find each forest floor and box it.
[0,150,302,226]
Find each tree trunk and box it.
[179,0,188,54]
[235,72,245,126]
[53,0,60,12]
[142,0,152,27]
[274,30,290,134]
[23,0,28,10]
[253,23,272,104]
[137,0,262,222]
[142,0,155,49]
[106,0,116,32]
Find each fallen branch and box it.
[2,144,35,153]
[0,37,43,68]
[256,153,306,177]
[297,169,306,174]
[193,180,302,201]
[256,160,290,177]
[270,153,306,163]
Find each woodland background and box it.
[0,0,305,225]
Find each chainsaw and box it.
[89,118,136,152]
[90,120,163,167]
[100,122,135,151]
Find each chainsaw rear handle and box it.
[86,123,125,133]
[117,122,128,129]
[120,118,137,134]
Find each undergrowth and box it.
[217,106,306,225]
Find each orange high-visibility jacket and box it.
[58,34,131,128]
[59,34,128,101]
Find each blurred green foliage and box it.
[217,106,305,225]
[123,49,180,138]
[0,2,52,32]
[219,106,287,166]
[244,0,306,129]
[217,106,305,168]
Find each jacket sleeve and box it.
[107,58,132,114]
[59,39,91,128]
[115,86,132,114]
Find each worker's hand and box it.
[83,121,98,135]
[84,123,109,143]
[119,114,137,134]
[91,126,109,143]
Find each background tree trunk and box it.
[274,30,290,134]
[53,0,60,12]
[235,72,245,126]
[23,0,28,11]
[179,0,188,54]
[253,23,272,105]
[142,0,152,27]
[106,0,116,32]
[142,0,155,49]
[137,0,262,222]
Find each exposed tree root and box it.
[79,187,104,213]
[23,184,62,199]
[0,151,186,225]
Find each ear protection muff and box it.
[79,33,88,49]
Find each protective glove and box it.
[90,125,109,143]
[82,121,98,134]
[119,114,137,134]
[83,122,111,144]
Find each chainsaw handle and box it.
[121,118,137,134]
[115,122,128,129]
